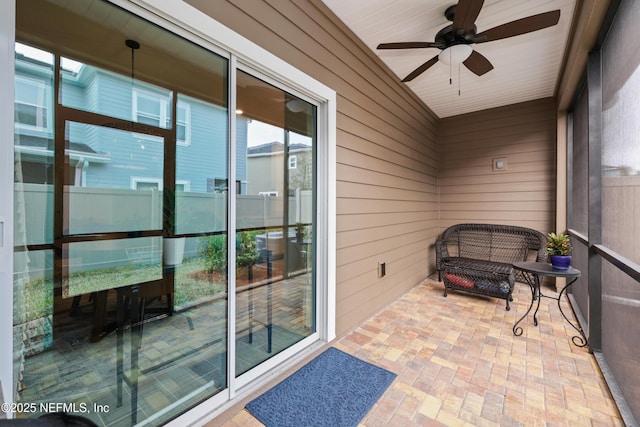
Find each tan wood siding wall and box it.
[186,0,439,337]
[438,98,557,238]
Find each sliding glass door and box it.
[12,0,319,425]
[14,1,229,424]
[234,71,316,376]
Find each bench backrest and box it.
[441,223,547,264]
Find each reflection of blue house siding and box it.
[61,78,84,110]
[236,118,248,192]
[17,56,246,194]
[86,127,164,189]
[178,99,228,192]
[97,74,131,121]
[83,69,99,116]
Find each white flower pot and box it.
[163,237,186,266]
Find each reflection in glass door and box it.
[235,71,316,376]
[13,0,321,423]
[13,1,229,424]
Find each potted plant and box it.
[546,232,572,270]
[295,222,306,243]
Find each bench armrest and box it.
[435,239,450,272]
[535,248,548,263]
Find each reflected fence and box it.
[14,184,312,280]
[12,184,312,361]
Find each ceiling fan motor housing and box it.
[435,24,476,48]
[439,5,477,46]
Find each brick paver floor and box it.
[213,276,624,426]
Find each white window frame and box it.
[288,154,297,169]
[131,176,162,190]
[175,180,190,192]
[176,101,191,146]
[132,87,191,146]
[131,176,190,192]
[14,75,50,132]
[132,87,167,128]
[1,0,16,406]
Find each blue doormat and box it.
[245,347,396,427]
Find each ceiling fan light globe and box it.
[286,99,306,113]
[438,44,472,65]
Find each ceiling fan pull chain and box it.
[449,49,453,85]
[458,63,461,96]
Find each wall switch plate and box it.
[493,157,507,171]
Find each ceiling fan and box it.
[377,0,561,82]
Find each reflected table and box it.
[512,261,587,347]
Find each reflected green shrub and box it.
[236,231,259,269]
[200,231,260,273]
[201,234,227,273]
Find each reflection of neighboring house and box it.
[247,141,312,195]
[14,139,110,185]
[15,51,248,193]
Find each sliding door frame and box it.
[1,0,336,423]
[0,0,16,405]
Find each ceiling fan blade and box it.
[463,50,493,76]
[452,0,484,34]
[402,56,439,82]
[473,10,561,43]
[377,42,441,50]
